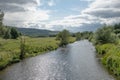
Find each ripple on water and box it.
[0,40,114,80]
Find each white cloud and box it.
[1,0,120,32]
[82,0,120,25]
[4,10,50,26]
[47,0,120,31]
[1,0,51,28]
[44,14,100,31]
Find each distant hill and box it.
[17,28,59,37]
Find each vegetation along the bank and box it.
[94,24,120,79]
[0,11,76,70]
[74,23,120,79]
[74,24,119,79]
[0,33,75,69]
[56,30,71,47]
[0,37,58,69]
[0,36,75,70]
[1,9,120,80]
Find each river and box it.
[0,40,114,80]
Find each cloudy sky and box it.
[0,0,120,32]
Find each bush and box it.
[75,31,93,41]
[95,26,118,44]
[10,27,19,39]
[96,44,114,55]
[56,30,70,46]
[3,29,11,39]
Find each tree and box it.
[10,27,19,39]
[75,31,93,41]
[0,10,4,26]
[95,26,118,44]
[114,23,120,35]
[114,23,120,30]
[3,29,11,39]
[76,32,81,41]
[20,36,25,60]
[56,29,70,47]
[0,26,5,37]
[0,10,5,36]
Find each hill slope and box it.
[17,28,59,37]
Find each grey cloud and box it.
[83,0,120,19]
[51,22,102,32]
[0,0,38,12]
[1,0,120,32]
[0,0,37,4]
[0,4,25,12]
[84,9,120,18]
[76,23,102,32]
[51,25,64,31]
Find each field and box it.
[0,37,75,70]
[0,37,58,70]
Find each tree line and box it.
[0,10,19,39]
[56,23,120,47]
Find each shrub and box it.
[95,26,118,44]
[56,30,70,46]
[10,27,19,39]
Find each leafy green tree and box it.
[56,32,62,40]
[0,26,5,37]
[56,29,70,46]
[10,27,19,39]
[76,32,81,41]
[3,29,11,39]
[95,26,118,44]
[0,10,4,26]
[20,36,25,60]
[113,23,120,35]
[75,31,93,41]
[114,23,120,30]
[0,10,5,37]
[0,11,20,39]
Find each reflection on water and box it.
[0,40,114,80]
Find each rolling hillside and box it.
[17,28,59,37]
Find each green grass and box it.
[96,40,120,79]
[0,37,75,70]
[24,37,60,57]
[0,37,59,70]
[69,37,76,43]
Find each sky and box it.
[0,0,120,32]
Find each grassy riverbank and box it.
[0,37,75,70]
[86,24,120,79]
[95,40,120,79]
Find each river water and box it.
[0,40,114,80]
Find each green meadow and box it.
[0,37,75,70]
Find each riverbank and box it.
[0,40,114,80]
[0,37,76,70]
[95,40,120,79]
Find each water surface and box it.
[0,40,114,80]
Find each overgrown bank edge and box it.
[0,37,76,70]
[75,24,120,79]
[95,43,120,79]
[92,25,120,79]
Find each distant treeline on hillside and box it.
[17,28,59,37]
